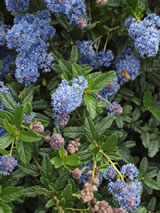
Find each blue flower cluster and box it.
[125,14,160,58]
[106,101,123,116]
[80,162,103,187]
[106,164,141,211]
[115,48,140,85]
[43,0,87,29]
[77,40,114,69]
[5,0,29,13]
[0,21,8,46]
[7,10,55,85]
[23,112,35,124]
[52,76,88,126]
[0,155,18,175]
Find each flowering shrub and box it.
[0,0,160,212]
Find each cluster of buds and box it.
[30,121,44,134]
[87,167,101,185]
[54,112,70,127]
[81,183,97,203]
[96,0,108,6]
[90,201,113,213]
[72,168,82,180]
[90,201,128,213]
[113,208,128,213]
[67,138,80,154]
[0,155,18,175]
[45,134,65,149]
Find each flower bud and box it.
[30,121,44,133]
[72,168,82,179]
[113,208,128,213]
[45,136,51,142]
[96,0,108,6]
[50,134,65,149]
[67,138,80,154]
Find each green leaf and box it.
[84,117,99,141]
[72,63,86,77]
[61,184,72,203]
[3,119,15,135]
[16,140,31,164]
[0,201,12,213]
[0,60,2,69]
[0,149,9,155]
[42,156,53,180]
[63,126,85,138]
[144,178,160,190]
[148,197,156,211]
[0,93,16,112]
[1,186,24,202]
[18,164,40,177]
[59,147,65,160]
[20,85,34,104]
[45,199,55,208]
[50,157,62,168]
[139,157,148,175]
[140,132,150,148]
[96,116,114,134]
[69,45,79,63]
[143,90,153,108]
[133,207,147,213]
[84,94,97,120]
[13,106,24,129]
[19,130,41,142]
[102,134,118,152]
[0,110,13,124]
[64,155,80,166]
[0,134,14,149]
[24,102,32,115]
[149,107,160,121]
[148,139,159,158]
[92,71,115,92]
[59,59,72,79]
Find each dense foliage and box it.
[0,0,160,212]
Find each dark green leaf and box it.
[69,45,79,63]
[84,94,97,120]
[92,71,115,92]
[102,134,118,152]
[0,134,14,149]
[24,102,32,115]
[148,139,159,158]
[84,117,99,141]
[42,156,53,180]
[143,90,153,108]
[144,178,160,190]
[139,157,148,175]
[18,164,40,177]
[13,106,24,129]
[63,126,85,138]
[0,110,13,124]
[61,184,72,203]
[3,119,15,135]
[0,201,12,213]
[0,93,16,112]
[149,107,160,121]
[72,63,85,77]
[16,140,31,164]
[59,59,72,79]
[1,186,24,202]
[19,130,41,142]
[96,116,114,134]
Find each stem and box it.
[18,87,26,99]
[21,125,46,138]
[72,193,81,199]
[9,140,15,156]
[100,149,124,180]
[104,33,109,52]
[109,26,120,32]
[89,35,102,47]
[95,92,110,105]
[91,155,96,184]
[96,38,101,52]
[33,157,41,172]
[65,208,89,212]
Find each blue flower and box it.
[0,21,8,46]
[72,76,88,90]
[6,11,55,84]
[42,0,88,29]
[52,77,87,114]
[126,14,160,58]
[23,112,35,124]
[5,0,29,13]
[120,164,139,180]
[77,40,114,69]
[115,48,140,84]
[0,54,15,78]
[125,16,136,29]
[106,101,123,116]
[104,165,117,180]
[0,155,18,175]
